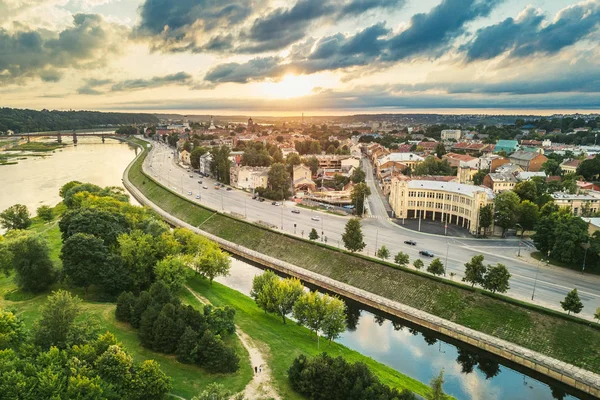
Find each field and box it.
[128,138,600,374]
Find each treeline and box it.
[0,107,159,133]
[0,290,171,399]
[116,282,239,373]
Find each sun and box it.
[258,74,317,99]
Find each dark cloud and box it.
[77,78,114,95]
[341,0,406,17]
[384,0,500,61]
[204,57,285,83]
[0,13,125,85]
[111,72,193,92]
[464,2,600,61]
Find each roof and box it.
[560,159,581,168]
[510,150,543,161]
[495,140,519,149]
[407,180,494,199]
[379,153,424,163]
[443,152,477,162]
[551,191,600,201]
[487,173,518,183]
[582,218,600,229]
[516,172,546,181]
[411,175,457,182]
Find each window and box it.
[445,194,452,201]
[573,208,579,216]
[436,203,443,209]
[436,193,444,199]
[452,205,458,212]
[427,192,435,198]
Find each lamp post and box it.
[531,251,548,301]
[444,241,450,276]
[582,242,591,273]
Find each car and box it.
[404,240,417,246]
[226,187,232,191]
[187,191,192,195]
[291,209,300,214]
[272,201,281,206]
[259,198,265,202]
[202,186,208,189]
[189,175,194,178]
[419,250,434,257]
[198,180,203,184]
[311,216,320,221]
[195,195,200,199]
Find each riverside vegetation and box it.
[0,181,433,399]
[128,137,600,374]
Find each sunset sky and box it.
[1,0,600,115]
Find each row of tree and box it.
[251,271,347,342]
[116,282,240,373]
[0,290,171,399]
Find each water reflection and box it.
[216,257,587,400]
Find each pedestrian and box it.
[254,366,257,374]
[259,365,262,373]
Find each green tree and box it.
[478,204,493,236]
[95,344,134,390]
[413,157,453,176]
[551,214,589,264]
[154,255,190,292]
[118,230,159,291]
[413,259,424,270]
[304,156,319,175]
[350,167,366,184]
[271,277,304,324]
[266,163,291,200]
[482,264,511,294]
[66,375,104,400]
[61,233,109,293]
[250,270,278,314]
[0,309,26,350]
[197,330,239,373]
[342,218,366,252]
[59,180,83,198]
[576,157,600,180]
[494,191,521,237]
[130,360,171,400]
[33,290,82,349]
[190,146,208,169]
[513,180,538,203]
[189,246,231,284]
[36,205,54,222]
[115,291,136,323]
[435,142,446,158]
[560,289,584,315]
[60,208,130,247]
[6,233,56,293]
[426,370,448,400]
[0,204,31,230]
[376,245,390,260]
[594,307,600,322]
[293,291,326,337]
[210,145,231,183]
[462,255,486,287]
[542,159,562,176]
[176,326,199,364]
[321,295,347,342]
[191,383,232,400]
[518,200,539,236]
[472,169,488,186]
[427,258,445,276]
[394,252,409,267]
[309,228,319,241]
[351,183,371,215]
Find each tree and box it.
[131,359,171,400]
[118,229,159,291]
[482,264,511,294]
[321,295,347,342]
[542,159,562,176]
[266,163,291,200]
[154,256,190,292]
[190,246,231,284]
[594,307,600,322]
[0,204,31,230]
[560,289,584,315]
[36,205,54,221]
[427,370,448,400]
[472,169,488,186]
[304,156,319,175]
[191,383,233,400]
[413,157,453,176]
[427,258,445,276]
[394,252,409,267]
[350,167,366,183]
[518,200,539,236]
[197,330,239,373]
[513,181,538,203]
[376,245,390,260]
[176,326,199,364]
[342,218,366,252]
[0,309,26,350]
[351,183,371,215]
[478,204,493,236]
[6,233,56,293]
[309,228,319,241]
[33,290,82,349]
[61,233,109,293]
[95,344,134,390]
[413,259,424,270]
[190,146,208,169]
[271,277,304,324]
[293,291,326,336]
[251,270,278,313]
[210,145,231,183]
[494,191,521,237]
[115,291,136,323]
[435,143,446,158]
[462,255,486,287]
[60,208,130,247]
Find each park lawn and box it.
[186,275,433,399]
[128,138,600,375]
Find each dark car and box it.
[198,181,203,184]
[419,250,434,257]
[291,209,300,214]
[404,240,417,246]
[259,198,265,202]
[226,187,232,191]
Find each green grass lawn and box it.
[128,138,600,375]
[531,251,600,275]
[186,276,432,399]
[7,142,65,152]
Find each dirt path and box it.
[184,286,280,400]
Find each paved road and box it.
[142,139,600,319]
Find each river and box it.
[0,136,138,213]
[0,139,586,400]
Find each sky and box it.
[1,0,600,115]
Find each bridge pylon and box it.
[57,131,62,144]
[72,130,78,145]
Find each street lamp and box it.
[531,251,548,301]
[515,223,523,239]
[444,241,450,276]
[581,242,591,273]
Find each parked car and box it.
[311,216,320,221]
[226,187,232,191]
[291,209,300,214]
[202,186,208,189]
[272,201,281,206]
[404,240,417,246]
[195,195,200,199]
[189,175,194,178]
[198,181,203,184]
[419,250,434,257]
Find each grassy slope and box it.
[128,139,600,374]
[186,276,431,399]
[0,221,252,399]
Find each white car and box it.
[311,216,320,221]
[187,191,192,195]
[202,186,208,189]
[195,195,200,199]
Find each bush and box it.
[36,205,54,221]
[115,291,136,323]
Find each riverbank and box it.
[126,138,600,380]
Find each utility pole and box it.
[444,241,449,276]
[375,229,379,253]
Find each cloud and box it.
[463,1,600,61]
[0,13,127,85]
[341,0,406,17]
[77,78,113,95]
[110,72,193,91]
[204,57,285,83]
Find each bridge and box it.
[7,130,129,145]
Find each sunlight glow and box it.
[257,74,317,99]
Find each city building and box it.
[314,154,352,169]
[560,159,581,174]
[388,179,494,234]
[509,151,548,172]
[551,192,600,216]
[441,129,462,140]
[478,154,510,171]
[483,173,518,193]
[442,153,479,168]
[230,166,269,190]
[293,164,316,192]
[179,149,191,165]
[494,140,519,154]
[199,153,213,176]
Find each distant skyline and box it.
[1,0,600,114]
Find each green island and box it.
[0,196,432,399]
[7,141,66,152]
[127,138,600,375]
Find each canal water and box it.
[218,257,584,400]
[0,137,138,213]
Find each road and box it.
[142,138,600,319]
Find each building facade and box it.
[483,173,518,193]
[441,129,462,140]
[230,166,269,190]
[509,151,548,172]
[389,179,494,234]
